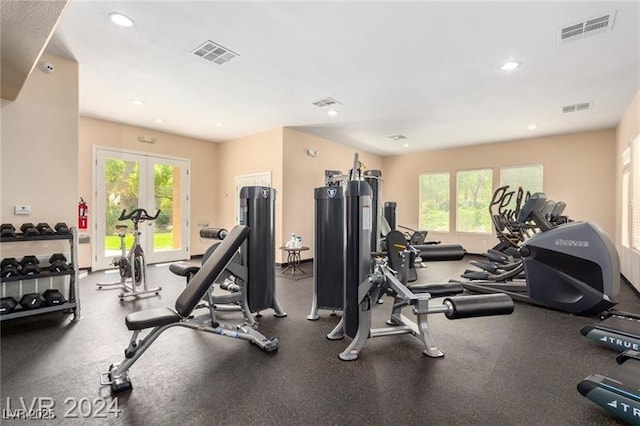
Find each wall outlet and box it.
[14,205,31,215]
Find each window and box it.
[633,137,640,251]
[623,169,630,248]
[622,147,631,249]
[500,164,543,212]
[419,173,450,232]
[500,163,543,195]
[456,169,493,233]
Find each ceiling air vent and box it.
[558,11,616,44]
[562,102,592,113]
[312,97,341,108]
[388,135,407,141]
[192,40,239,64]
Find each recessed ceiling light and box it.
[500,61,520,71]
[528,123,537,130]
[403,143,409,148]
[130,99,145,106]
[109,13,134,28]
[215,122,225,127]
[155,118,164,124]
[327,109,338,117]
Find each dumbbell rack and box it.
[1,227,80,321]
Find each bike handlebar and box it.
[118,208,161,223]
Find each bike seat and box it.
[115,224,129,230]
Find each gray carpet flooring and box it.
[1,255,638,425]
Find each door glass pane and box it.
[104,158,139,257]
[154,163,181,252]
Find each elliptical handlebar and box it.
[118,208,161,223]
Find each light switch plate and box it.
[15,205,31,215]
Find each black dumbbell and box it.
[42,289,66,306]
[1,224,16,238]
[1,258,21,278]
[220,279,241,292]
[36,223,56,235]
[20,255,41,276]
[54,222,71,235]
[0,297,19,314]
[20,223,39,237]
[19,293,45,310]
[48,253,69,273]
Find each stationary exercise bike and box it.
[97,208,162,300]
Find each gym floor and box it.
[1,255,637,425]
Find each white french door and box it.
[93,148,189,271]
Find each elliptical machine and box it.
[97,208,162,300]
[460,218,619,315]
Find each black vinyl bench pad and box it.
[126,307,181,330]
[169,263,200,277]
[408,283,464,297]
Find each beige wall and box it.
[282,128,384,261]
[216,129,285,261]
[78,116,219,267]
[1,53,78,228]
[3,51,628,277]
[615,90,640,290]
[383,129,617,254]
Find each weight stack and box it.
[363,170,382,253]
[384,202,397,230]
[239,186,276,313]
[314,186,345,311]
[344,180,372,338]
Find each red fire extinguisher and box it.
[78,198,88,229]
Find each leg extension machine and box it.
[328,258,514,361]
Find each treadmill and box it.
[581,310,640,353]
[578,350,640,424]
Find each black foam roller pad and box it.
[414,244,466,261]
[443,294,514,319]
[199,228,228,240]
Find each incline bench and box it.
[101,225,278,396]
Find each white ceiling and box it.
[1,0,68,100]
[46,1,640,156]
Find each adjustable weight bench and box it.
[100,225,278,396]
